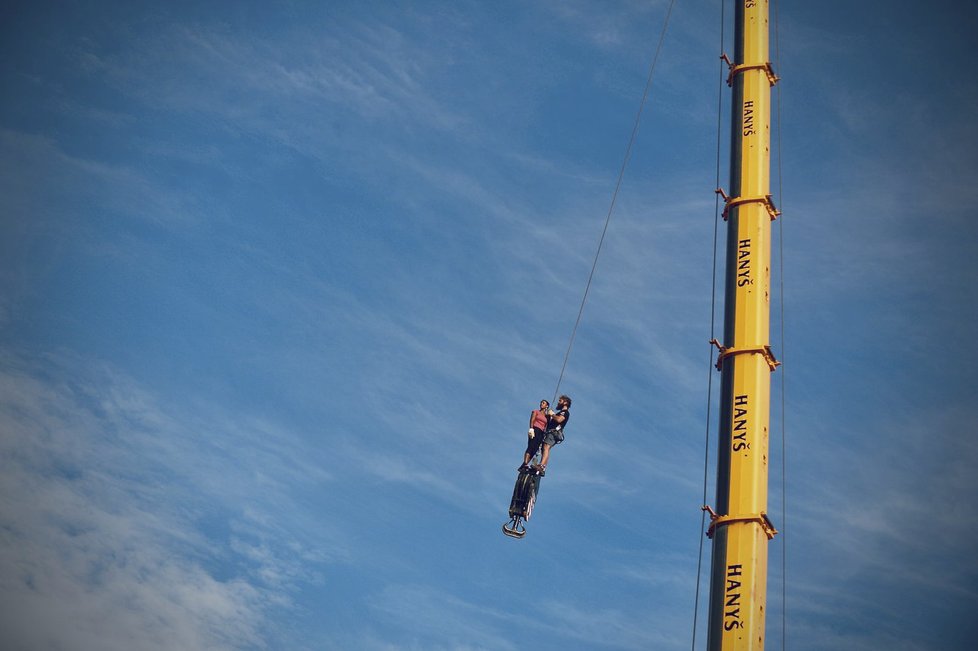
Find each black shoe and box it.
[518,463,528,471]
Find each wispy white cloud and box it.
[542,0,672,49]
[0,350,344,650]
[364,580,683,651]
[774,399,978,648]
[536,598,680,650]
[71,17,470,157]
[366,583,521,651]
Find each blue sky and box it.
[1,1,976,649]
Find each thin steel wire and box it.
[773,0,788,647]
[691,2,727,649]
[552,0,677,401]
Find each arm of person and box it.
[551,411,567,426]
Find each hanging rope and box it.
[552,0,677,401]
[690,2,727,648]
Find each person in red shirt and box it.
[519,395,571,473]
[519,399,550,470]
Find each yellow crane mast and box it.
[705,1,780,649]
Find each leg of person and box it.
[521,433,541,469]
[539,443,551,469]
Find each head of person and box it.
[539,399,550,411]
[558,395,572,409]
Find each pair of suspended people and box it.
[518,395,571,476]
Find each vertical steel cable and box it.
[773,0,788,647]
[691,2,726,649]
[552,0,677,401]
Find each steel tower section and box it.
[706,1,779,649]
